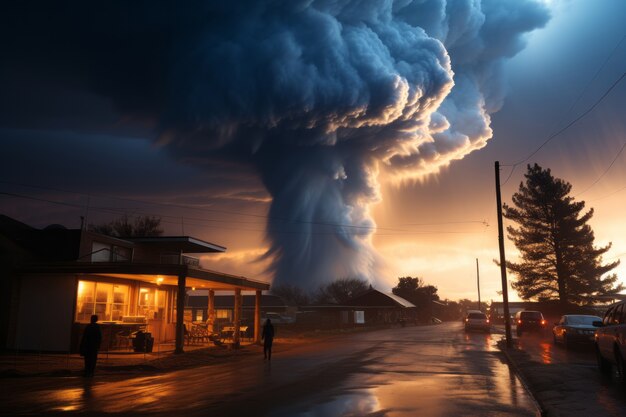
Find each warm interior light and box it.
[77,281,85,295]
[140,288,149,293]
[156,277,164,285]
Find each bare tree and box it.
[89,215,163,237]
[270,283,310,306]
[314,277,369,305]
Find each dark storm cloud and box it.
[1,0,549,289]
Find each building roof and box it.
[0,215,81,261]
[18,262,270,291]
[1,215,267,291]
[346,289,416,308]
[384,292,416,308]
[489,301,540,309]
[127,236,226,253]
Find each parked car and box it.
[594,301,626,379]
[464,310,490,332]
[552,314,602,348]
[515,310,546,336]
[263,312,295,324]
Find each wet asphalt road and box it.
[508,329,626,416]
[1,323,538,417]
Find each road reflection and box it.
[4,324,539,417]
[539,342,552,364]
[270,389,381,417]
[271,330,534,417]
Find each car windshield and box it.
[521,311,542,319]
[567,316,601,325]
[468,313,486,319]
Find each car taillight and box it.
[517,319,522,325]
[541,320,546,325]
[465,318,469,322]
[486,319,490,323]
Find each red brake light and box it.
[517,319,522,325]
[541,320,546,325]
[486,319,490,323]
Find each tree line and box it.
[270,276,479,321]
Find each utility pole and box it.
[495,161,512,348]
[476,258,481,311]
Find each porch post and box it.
[254,290,262,344]
[233,288,241,347]
[175,273,186,354]
[208,289,215,333]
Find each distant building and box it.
[0,215,269,353]
[488,302,543,322]
[345,288,417,324]
[293,288,417,327]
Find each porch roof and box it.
[126,236,226,253]
[17,262,270,291]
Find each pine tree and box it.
[503,164,622,306]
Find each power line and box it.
[0,179,489,230]
[0,190,490,236]
[499,32,626,187]
[587,183,626,202]
[501,70,625,175]
[547,34,626,145]
[574,141,626,198]
[605,252,626,261]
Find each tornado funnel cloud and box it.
[1,0,550,290]
[257,145,381,289]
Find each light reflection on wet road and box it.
[268,326,536,417]
[2,323,538,416]
[509,329,626,416]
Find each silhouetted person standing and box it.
[80,315,102,377]
[262,318,274,360]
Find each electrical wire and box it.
[574,141,626,198]
[0,180,489,232]
[0,190,490,236]
[500,70,626,188]
[499,32,626,187]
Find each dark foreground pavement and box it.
[501,330,626,417]
[1,322,539,417]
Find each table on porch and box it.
[220,325,250,342]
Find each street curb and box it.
[499,342,547,417]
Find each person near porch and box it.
[80,314,102,377]
[262,318,274,360]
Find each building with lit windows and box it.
[0,215,269,353]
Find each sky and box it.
[1,0,625,303]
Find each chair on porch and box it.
[115,329,133,350]
[185,323,213,345]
